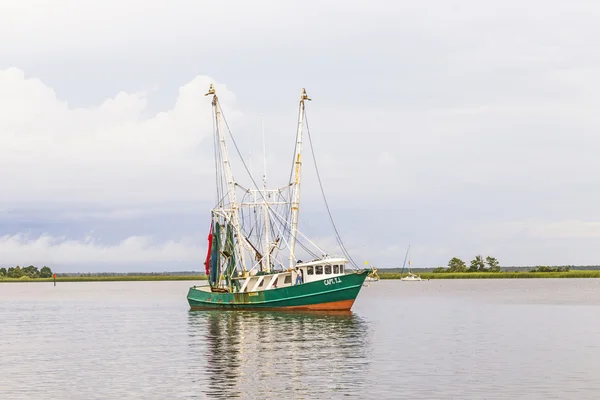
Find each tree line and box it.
[433,255,501,273]
[57,271,201,277]
[530,266,571,272]
[0,265,53,279]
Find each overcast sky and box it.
[1,0,600,271]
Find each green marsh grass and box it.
[2,271,600,282]
[379,270,600,279]
[0,275,208,283]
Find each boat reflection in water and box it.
[187,310,371,399]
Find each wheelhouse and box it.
[295,257,347,284]
[233,257,349,293]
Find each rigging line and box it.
[274,191,294,236]
[303,114,347,258]
[268,209,292,254]
[304,111,360,269]
[298,209,315,240]
[272,194,290,240]
[239,191,249,232]
[218,100,275,207]
[216,110,227,204]
[295,237,319,259]
[287,105,301,186]
[217,100,308,246]
[216,98,331,262]
[267,205,328,255]
[218,98,295,251]
[213,191,236,208]
[269,212,282,250]
[212,191,232,211]
[282,103,302,236]
[286,104,302,214]
[216,99,277,263]
[247,195,320,259]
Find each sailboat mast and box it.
[205,84,246,275]
[288,88,311,269]
[400,245,410,276]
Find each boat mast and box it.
[262,114,271,272]
[205,84,247,276]
[288,88,311,269]
[401,245,410,276]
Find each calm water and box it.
[2,279,600,399]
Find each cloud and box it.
[4,1,600,268]
[0,233,202,271]
[488,220,600,240]
[0,67,241,205]
[376,152,397,167]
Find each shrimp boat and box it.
[187,85,370,311]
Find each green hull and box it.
[187,270,369,311]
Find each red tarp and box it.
[204,223,213,275]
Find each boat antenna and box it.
[248,126,253,179]
[261,113,267,189]
[261,113,271,272]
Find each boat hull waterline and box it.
[188,270,369,311]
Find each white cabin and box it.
[295,257,347,283]
[234,257,348,293]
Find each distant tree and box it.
[469,255,486,272]
[448,257,467,272]
[531,265,570,273]
[7,266,23,278]
[433,266,447,273]
[485,256,501,272]
[22,265,40,278]
[0,267,6,277]
[40,266,53,278]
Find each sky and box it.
[1,0,600,271]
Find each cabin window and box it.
[325,265,332,274]
[316,265,323,274]
[333,265,339,274]
[284,275,292,284]
[307,266,314,275]
[340,265,344,274]
[258,279,264,287]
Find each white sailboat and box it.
[400,245,422,281]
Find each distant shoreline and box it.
[0,275,206,283]
[380,270,600,279]
[1,270,600,283]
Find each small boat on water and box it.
[400,245,422,281]
[401,272,422,281]
[187,85,370,311]
[365,267,380,282]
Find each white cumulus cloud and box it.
[0,68,241,205]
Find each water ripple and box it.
[1,280,600,399]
